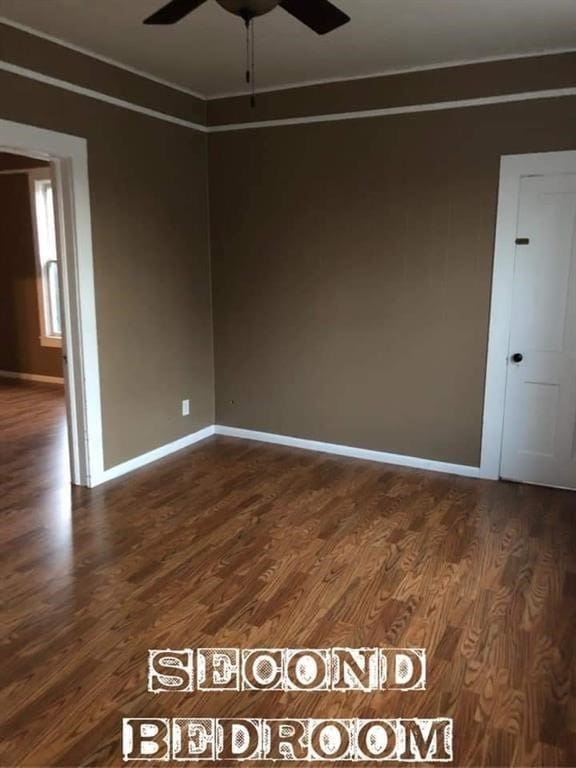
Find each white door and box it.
[500,173,576,490]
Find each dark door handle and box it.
[511,353,523,363]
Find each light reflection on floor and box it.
[45,408,73,553]
[1,379,73,565]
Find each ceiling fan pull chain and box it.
[250,18,256,108]
[245,18,251,84]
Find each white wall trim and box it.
[94,422,484,486]
[0,120,103,488]
[479,150,576,480]
[0,57,575,134]
[0,60,208,133]
[98,425,215,485]
[208,48,576,100]
[0,16,206,100]
[211,87,576,132]
[0,369,64,384]
[215,426,480,479]
[1,14,574,104]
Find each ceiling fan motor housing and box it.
[216,0,280,20]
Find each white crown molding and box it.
[0,16,205,100]
[2,15,575,104]
[0,60,208,133]
[215,426,481,479]
[96,425,215,486]
[210,87,576,132]
[0,56,574,135]
[208,47,576,100]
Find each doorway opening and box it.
[0,151,69,483]
[0,119,104,487]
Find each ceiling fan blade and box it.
[144,0,207,25]
[279,0,350,34]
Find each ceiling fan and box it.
[144,0,350,105]
[144,0,351,36]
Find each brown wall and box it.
[208,52,576,125]
[0,169,63,378]
[0,152,49,170]
[0,64,214,469]
[0,24,206,125]
[209,95,576,467]
[2,23,575,472]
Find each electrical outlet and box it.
[182,399,190,417]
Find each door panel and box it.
[500,174,576,489]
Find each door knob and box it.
[511,353,523,363]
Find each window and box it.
[30,170,62,347]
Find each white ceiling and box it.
[0,0,575,98]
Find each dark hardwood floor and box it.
[0,379,575,767]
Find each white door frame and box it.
[0,118,104,487]
[480,150,576,481]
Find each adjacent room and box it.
[0,151,69,494]
[0,1,574,766]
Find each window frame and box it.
[28,167,62,349]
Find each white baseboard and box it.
[93,423,482,488]
[214,425,481,479]
[96,425,215,486]
[0,369,64,384]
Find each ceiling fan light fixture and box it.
[144,0,350,105]
[216,0,280,19]
[145,0,350,33]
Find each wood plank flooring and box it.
[0,379,575,767]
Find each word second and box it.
[148,647,426,693]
